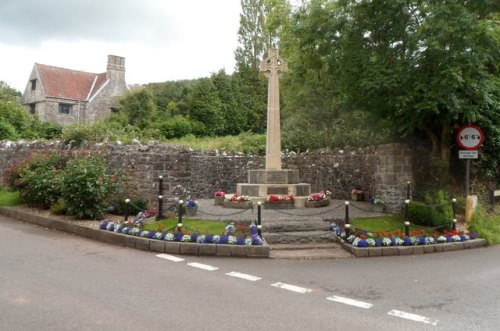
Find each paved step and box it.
[269,244,354,260]
[262,219,332,232]
[269,242,340,250]
[263,230,337,245]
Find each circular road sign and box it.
[457,125,484,150]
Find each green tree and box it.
[235,0,267,70]
[119,89,157,129]
[188,78,224,136]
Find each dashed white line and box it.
[187,262,219,271]
[271,282,312,294]
[226,271,262,282]
[156,254,185,262]
[326,295,373,309]
[387,310,438,326]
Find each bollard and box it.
[452,218,457,231]
[157,195,163,220]
[404,199,411,223]
[345,223,351,237]
[404,221,410,237]
[407,181,411,200]
[451,198,457,219]
[344,201,350,224]
[177,200,184,230]
[158,175,163,196]
[257,201,262,236]
[124,199,130,224]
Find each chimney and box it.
[106,55,125,81]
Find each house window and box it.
[59,103,72,114]
[29,103,36,114]
[31,79,37,91]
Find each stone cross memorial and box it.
[260,48,287,170]
[236,48,311,206]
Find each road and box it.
[1,214,499,331]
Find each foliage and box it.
[119,89,157,129]
[7,152,68,208]
[0,119,19,140]
[469,205,500,245]
[407,191,454,228]
[50,198,69,215]
[0,186,21,206]
[60,154,124,219]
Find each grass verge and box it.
[143,219,229,235]
[470,207,500,245]
[0,187,21,206]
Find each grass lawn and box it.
[470,209,500,245]
[351,215,429,233]
[143,219,241,235]
[0,187,21,206]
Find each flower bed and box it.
[331,223,478,248]
[214,191,226,206]
[99,220,264,245]
[223,194,253,209]
[264,194,295,209]
[305,191,331,208]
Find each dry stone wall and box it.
[0,141,412,210]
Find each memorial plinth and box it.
[235,49,311,207]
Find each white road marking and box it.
[326,295,373,309]
[387,310,438,326]
[271,282,312,294]
[187,262,219,271]
[156,254,184,262]
[226,271,262,282]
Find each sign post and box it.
[457,125,484,197]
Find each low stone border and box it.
[338,238,487,257]
[0,207,270,258]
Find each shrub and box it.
[0,119,19,140]
[239,133,266,154]
[407,190,453,229]
[50,198,69,215]
[38,122,63,139]
[110,198,148,216]
[8,152,67,208]
[61,154,123,219]
[156,116,193,139]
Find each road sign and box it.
[457,125,484,150]
[459,150,479,159]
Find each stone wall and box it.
[0,141,412,210]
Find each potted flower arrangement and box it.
[351,189,364,201]
[214,191,226,206]
[369,197,385,212]
[264,194,295,209]
[305,190,331,208]
[223,194,252,209]
[184,199,198,217]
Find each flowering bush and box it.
[332,223,477,248]
[214,191,226,197]
[266,194,295,203]
[307,190,331,202]
[99,220,264,246]
[186,199,198,207]
[228,194,250,202]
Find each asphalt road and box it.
[1,214,499,331]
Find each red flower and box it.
[110,176,117,182]
[387,232,393,237]
[359,234,366,240]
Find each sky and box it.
[0,0,242,92]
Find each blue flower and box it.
[403,237,413,246]
[251,234,263,245]
[357,240,368,248]
[99,221,109,230]
[191,233,198,243]
[418,237,428,245]
[236,236,246,245]
[186,199,198,207]
[218,235,229,244]
[204,234,214,244]
[174,232,183,241]
[250,223,258,235]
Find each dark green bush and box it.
[110,198,148,216]
[239,133,266,154]
[61,154,123,219]
[407,190,454,229]
[50,198,69,215]
[0,119,19,140]
[157,116,193,139]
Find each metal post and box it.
[177,200,184,231]
[451,198,457,219]
[158,175,163,196]
[452,219,457,231]
[407,181,411,200]
[157,195,163,220]
[344,201,350,225]
[404,199,410,223]
[404,221,410,237]
[345,224,351,237]
[465,159,471,197]
[124,198,130,224]
[257,202,262,236]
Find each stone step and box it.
[269,242,340,250]
[263,230,337,245]
[269,244,354,260]
[263,220,332,233]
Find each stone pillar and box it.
[260,48,287,170]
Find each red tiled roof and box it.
[35,63,108,101]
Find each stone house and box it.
[21,55,128,125]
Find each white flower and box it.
[228,236,237,244]
[197,235,206,243]
[165,233,174,241]
[153,232,162,239]
[427,237,435,244]
[140,231,149,237]
[437,236,447,243]
[366,238,376,247]
[382,238,392,246]
[245,238,252,246]
[106,222,115,231]
[213,235,220,243]
[352,238,360,247]
[181,235,191,242]
[395,238,404,246]
[452,235,461,242]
